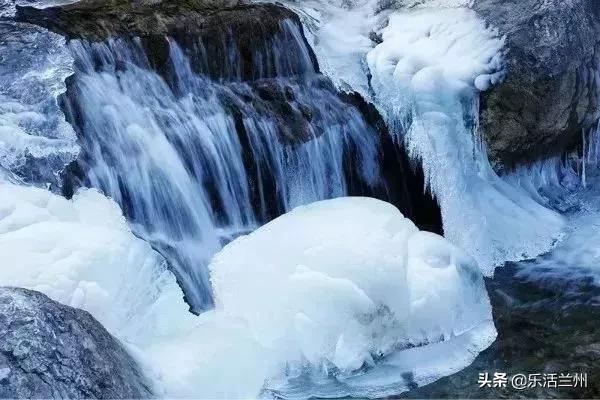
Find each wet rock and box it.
[14,0,318,81]
[474,0,600,171]
[0,287,152,399]
[401,263,600,399]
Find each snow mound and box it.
[366,7,564,273]
[0,182,267,398]
[210,196,496,397]
[0,183,495,398]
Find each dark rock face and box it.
[14,0,319,81]
[0,287,153,399]
[474,0,600,171]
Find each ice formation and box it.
[210,196,496,397]
[514,171,600,292]
[0,182,495,398]
[366,6,565,273]
[274,0,566,273]
[0,21,79,186]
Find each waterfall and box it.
[60,20,392,312]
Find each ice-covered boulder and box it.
[0,182,494,398]
[210,196,496,397]
[0,182,215,397]
[0,287,152,399]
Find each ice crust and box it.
[273,0,566,273]
[210,196,496,397]
[0,21,79,186]
[0,183,495,398]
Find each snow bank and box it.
[210,196,496,397]
[0,183,495,398]
[366,6,564,273]
[0,182,269,398]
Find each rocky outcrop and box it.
[474,0,600,171]
[0,287,152,399]
[14,0,318,81]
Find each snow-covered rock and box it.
[0,182,495,398]
[210,196,496,397]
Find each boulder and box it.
[475,0,600,170]
[0,287,153,399]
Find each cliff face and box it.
[14,0,269,41]
[0,287,153,399]
[474,0,600,171]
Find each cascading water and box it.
[60,20,391,311]
[4,0,600,398]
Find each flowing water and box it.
[59,22,406,312]
[3,1,600,397]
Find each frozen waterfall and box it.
[280,0,566,274]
